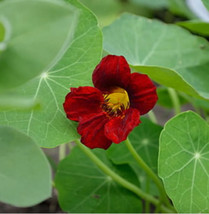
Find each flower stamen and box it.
[103,87,130,117]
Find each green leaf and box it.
[157,86,188,108]
[159,111,209,212]
[168,0,197,19]
[103,14,209,99]
[0,126,51,207]
[0,0,79,91]
[0,0,102,148]
[202,0,209,12]
[55,146,142,213]
[108,118,161,170]
[0,20,5,42]
[0,94,41,111]
[0,18,6,55]
[130,0,169,10]
[193,98,209,112]
[107,118,162,195]
[79,0,123,27]
[177,20,209,36]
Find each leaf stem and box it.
[75,139,173,213]
[145,176,150,213]
[124,138,174,210]
[59,143,66,161]
[148,110,158,124]
[167,88,181,115]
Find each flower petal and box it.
[104,108,140,144]
[78,113,112,149]
[127,73,158,115]
[63,86,104,122]
[92,55,131,91]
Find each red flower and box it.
[63,55,158,149]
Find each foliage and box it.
[1,0,209,213]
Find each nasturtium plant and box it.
[55,146,142,213]
[177,20,209,36]
[103,13,209,99]
[0,0,102,148]
[63,55,158,149]
[157,87,188,108]
[0,0,80,92]
[107,118,161,172]
[159,111,209,213]
[0,126,51,207]
[0,94,40,111]
[107,117,162,195]
[1,0,209,213]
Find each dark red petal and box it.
[92,55,131,91]
[78,112,112,149]
[63,86,104,122]
[127,73,158,115]
[104,108,140,144]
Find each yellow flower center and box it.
[103,87,130,117]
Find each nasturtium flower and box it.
[63,55,158,149]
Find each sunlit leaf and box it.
[103,14,209,99]
[177,20,209,36]
[159,111,209,212]
[0,0,102,148]
[79,0,123,27]
[55,146,142,213]
[0,0,79,91]
[0,126,51,207]
[0,94,40,111]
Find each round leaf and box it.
[103,14,209,99]
[159,111,209,212]
[0,0,102,148]
[0,126,51,207]
[55,147,142,213]
[0,0,79,91]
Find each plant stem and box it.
[154,200,162,213]
[148,110,158,124]
[59,143,66,161]
[75,139,173,213]
[124,138,173,210]
[167,88,181,115]
[145,176,150,213]
[68,141,74,151]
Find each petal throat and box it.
[102,87,130,117]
